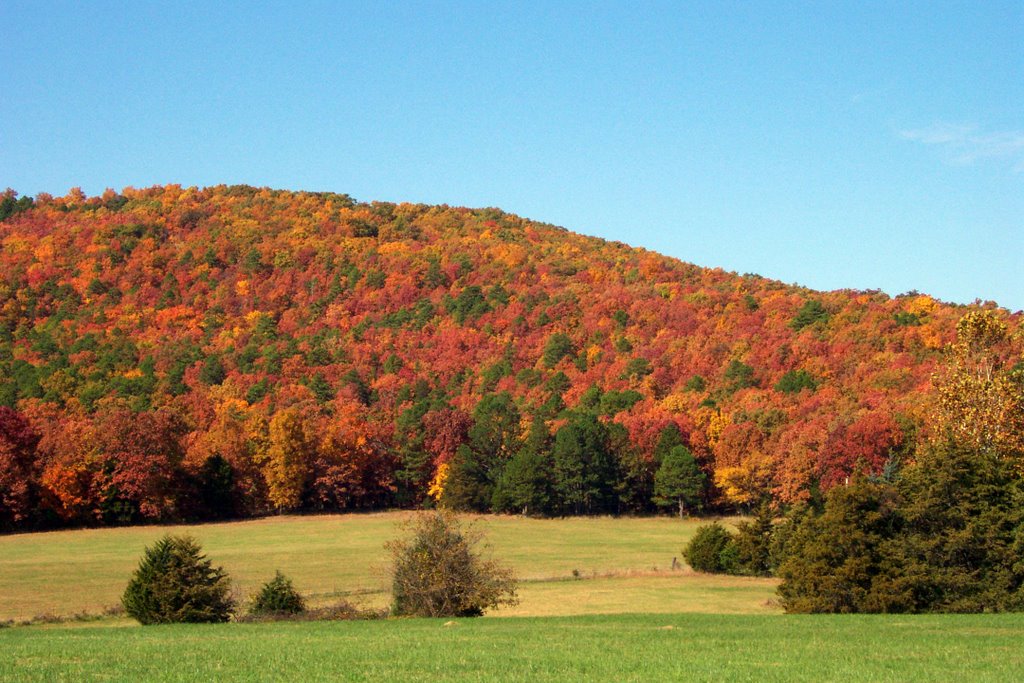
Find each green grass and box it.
[3,513,1022,681]
[0,512,773,620]
[3,613,1023,682]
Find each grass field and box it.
[3,613,1023,682]
[0,512,777,621]
[3,513,1023,681]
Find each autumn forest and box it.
[0,184,1020,531]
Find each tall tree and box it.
[0,407,41,529]
[442,393,521,512]
[653,444,706,518]
[552,413,618,514]
[492,418,553,515]
[892,438,1024,612]
[932,310,1024,471]
[92,408,187,523]
[776,477,904,613]
[260,408,314,512]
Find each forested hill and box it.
[0,185,1018,528]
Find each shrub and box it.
[122,535,234,624]
[387,511,518,617]
[683,523,738,574]
[250,571,305,616]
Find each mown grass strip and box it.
[2,613,1022,682]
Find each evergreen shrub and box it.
[122,535,234,624]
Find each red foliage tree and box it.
[0,408,42,527]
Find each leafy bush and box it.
[388,511,518,617]
[250,571,305,616]
[122,535,234,624]
[683,523,738,574]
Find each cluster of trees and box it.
[442,399,706,517]
[0,395,707,527]
[777,438,1023,613]
[687,439,1024,614]
[0,185,1019,530]
[686,311,1024,613]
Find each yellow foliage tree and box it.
[932,311,1024,469]
[714,452,774,509]
[261,408,314,511]
[427,462,449,503]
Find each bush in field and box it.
[250,571,305,616]
[683,523,738,574]
[122,535,234,624]
[388,511,518,617]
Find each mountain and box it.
[0,185,1017,528]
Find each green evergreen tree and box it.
[492,449,552,515]
[250,571,306,616]
[542,333,574,368]
[492,418,552,515]
[776,478,906,613]
[652,445,706,517]
[612,423,654,514]
[653,424,685,463]
[777,438,1024,614]
[442,393,522,512]
[893,439,1024,612]
[551,413,618,514]
[733,503,776,576]
[122,535,234,624]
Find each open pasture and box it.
[3,513,1022,681]
[0,512,776,621]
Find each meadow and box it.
[0,512,775,621]
[3,513,1023,682]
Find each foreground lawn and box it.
[3,613,1022,682]
[0,512,774,620]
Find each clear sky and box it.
[2,1,1021,310]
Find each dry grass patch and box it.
[0,512,751,621]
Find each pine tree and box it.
[122,535,234,624]
[652,445,706,518]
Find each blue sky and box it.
[2,1,1021,310]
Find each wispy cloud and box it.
[900,123,1024,171]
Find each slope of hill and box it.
[0,185,1017,528]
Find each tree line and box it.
[0,185,1019,531]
